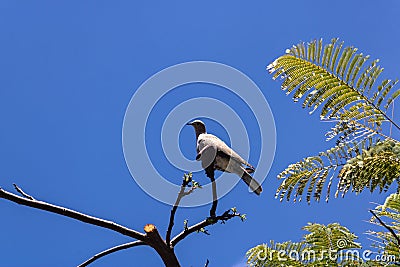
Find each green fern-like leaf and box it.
[269,38,400,203]
[338,140,400,195]
[303,223,361,252]
[276,139,400,203]
[268,38,400,143]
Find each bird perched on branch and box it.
[186,120,262,195]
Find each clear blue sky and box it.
[1,1,399,266]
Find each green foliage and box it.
[276,139,400,203]
[246,223,362,267]
[253,39,400,267]
[303,223,361,252]
[339,140,400,195]
[268,38,398,123]
[268,38,400,203]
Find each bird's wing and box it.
[214,154,262,195]
[198,134,254,169]
[237,166,262,195]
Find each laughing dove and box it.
[187,120,262,195]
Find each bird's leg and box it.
[210,175,217,218]
[205,165,217,218]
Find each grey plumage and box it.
[187,120,262,195]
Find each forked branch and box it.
[1,179,243,267]
[171,208,244,247]
[0,185,180,267]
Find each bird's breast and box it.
[196,135,210,151]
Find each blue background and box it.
[0,1,399,266]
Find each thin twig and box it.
[364,95,400,132]
[13,183,34,200]
[369,209,400,246]
[171,209,241,247]
[390,101,395,137]
[78,241,145,267]
[182,186,198,197]
[166,177,190,246]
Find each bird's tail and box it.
[241,169,262,195]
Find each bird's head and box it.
[186,119,206,136]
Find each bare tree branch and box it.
[78,241,145,267]
[1,183,241,266]
[0,187,146,241]
[370,209,400,246]
[166,176,191,246]
[0,186,183,266]
[171,209,242,247]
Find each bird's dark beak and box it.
[186,121,193,126]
